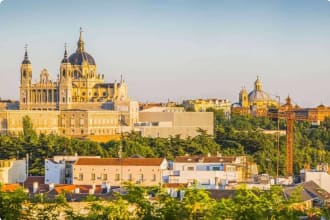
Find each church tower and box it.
[254,76,262,91]
[59,46,73,110]
[19,46,32,109]
[239,86,248,108]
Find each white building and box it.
[45,155,100,184]
[0,159,26,184]
[300,164,330,193]
[168,155,255,189]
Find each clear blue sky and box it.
[0,0,330,107]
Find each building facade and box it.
[135,111,214,138]
[182,99,231,118]
[72,158,168,187]
[232,77,279,117]
[167,155,258,189]
[0,159,26,184]
[45,155,100,184]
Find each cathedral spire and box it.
[77,27,85,52]
[61,43,69,64]
[64,43,68,58]
[22,44,31,64]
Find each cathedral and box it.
[19,29,128,111]
[232,77,279,117]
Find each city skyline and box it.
[1,0,330,107]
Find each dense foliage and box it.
[0,184,328,220]
[0,112,330,176]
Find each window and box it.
[212,167,220,171]
[139,174,144,182]
[115,173,120,181]
[80,118,84,127]
[128,174,132,181]
[70,118,75,127]
[152,174,156,181]
[187,166,194,171]
[91,173,95,181]
[79,173,83,181]
[103,173,107,181]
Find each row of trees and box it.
[1,184,329,220]
[1,113,330,176]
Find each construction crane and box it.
[268,96,303,177]
[285,98,294,176]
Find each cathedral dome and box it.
[248,90,271,103]
[68,51,96,66]
[68,28,96,66]
[248,76,272,103]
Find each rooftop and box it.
[75,157,165,166]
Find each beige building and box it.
[182,99,231,117]
[58,110,119,137]
[0,110,59,135]
[0,159,27,184]
[73,158,168,186]
[135,111,214,138]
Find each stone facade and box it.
[19,29,129,111]
[0,30,139,140]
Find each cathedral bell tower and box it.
[59,45,73,110]
[20,45,32,108]
[239,86,248,108]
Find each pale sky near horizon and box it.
[0,0,330,107]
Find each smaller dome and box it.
[248,90,271,103]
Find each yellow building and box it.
[19,28,129,111]
[182,99,231,117]
[232,77,279,117]
[0,29,139,141]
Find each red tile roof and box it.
[162,183,188,188]
[75,158,165,166]
[1,184,21,192]
[174,156,237,163]
[51,184,103,194]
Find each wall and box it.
[45,159,65,184]
[73,160,167,187]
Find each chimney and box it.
[74,187,80,194]
[49,183,55,191]
[106,183,111,193]
[214,177,219,190]
[33,182,39,193]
